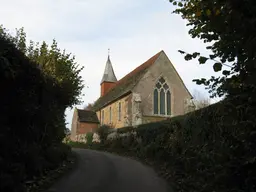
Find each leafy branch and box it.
[178,50,232,74]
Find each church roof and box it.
[100,56,117,84]
[77,109,100,123]
[91,50,163,111]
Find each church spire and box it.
[100,49,117,84]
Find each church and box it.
[71,50,194,140]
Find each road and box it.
[46,148,172,192]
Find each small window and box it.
[156,82,161,89]
[159,77,165,84]
[118,102,121,121]
[163,83,169,90]
[109,107,112,123]
[102,110,104,124]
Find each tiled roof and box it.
[77,109,100,123]
[91,50,163,111]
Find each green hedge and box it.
[102,99,256,192]
[67,141,102,150]
[0,34,70,191]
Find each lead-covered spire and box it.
[100,51,117,84]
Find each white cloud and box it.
[0,0,222,128]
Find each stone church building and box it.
[71,50,194,139]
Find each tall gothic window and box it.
[153,77,171,115]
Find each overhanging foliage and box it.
[170,0,256,99]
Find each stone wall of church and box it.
[142,115,167,124]
[133,51,192,118]
[96,94,132,128]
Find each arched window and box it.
[153,89,158,114]
[167,90,171,115]
[153,77,171,115]
[160,89,165,114]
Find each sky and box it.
[1,0,222,128]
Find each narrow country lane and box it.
[46,148,172,192]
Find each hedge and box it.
[101,98,256,192]
[0,33,71,191]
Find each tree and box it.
[0,32,75,191]
[169,0,256,101]
[168,3,256,191]
[192,89,211,110]
[0,25,84,108]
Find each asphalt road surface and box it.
[47,148,172,192]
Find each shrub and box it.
[86,132,93,145]
[96,125,112,144]
[96,98,256,192]
[117,126,134,134]
[0,31,71,191]
[67,141,88,149]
